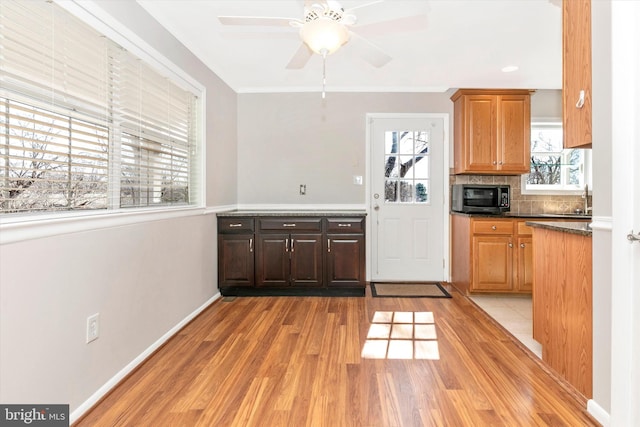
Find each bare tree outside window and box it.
[1,98,108,213]
[384,131,430,204]
[524,122,585,192]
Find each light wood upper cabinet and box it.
[563,0,592,148]
[451,89,532,174]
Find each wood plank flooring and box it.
[75,286,599,426]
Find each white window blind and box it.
[0,0,199,215]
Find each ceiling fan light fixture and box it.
[300,17,350,55]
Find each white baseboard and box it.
[70,293,221,424]
[588,399,610,426]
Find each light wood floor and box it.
[75,286,599,426]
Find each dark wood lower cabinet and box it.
[217,214,365,296]
[327,234,364,287]
[289,234,323,287]
[256,233,323,287]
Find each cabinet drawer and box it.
[218,218,254,233]
[259,218,322,231]
[326,218,364,233]
[472,219,513,234]
[517,221,533,236]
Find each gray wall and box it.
[237,91,453,205]
[0,1,237,418]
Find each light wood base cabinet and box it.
[532,227,592,398]
[451,216,534,294]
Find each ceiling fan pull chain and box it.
[322,50,327,99]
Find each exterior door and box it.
[369,114,447,281]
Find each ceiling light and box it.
[501,65,519,73]
[300,15,350,55]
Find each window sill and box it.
[520,188,586,196]
[0,206,213,245]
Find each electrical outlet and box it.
[86,313,99,343]
[299,184,306,195]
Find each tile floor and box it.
[469,294,542,358]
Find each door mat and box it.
[370,282,452,298]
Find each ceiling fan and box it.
[217,0,427,70]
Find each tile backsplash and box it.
[450,174,591,215]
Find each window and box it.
[0,1,200,216]
[384,130,430,203]
[521,122,590,194]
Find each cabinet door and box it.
[256,233,290,287]
[290,233,323,287]
[464,95,497,172]
[472,235,513,291]
[563,0,592,148]
[326,234,365,287]
[497,95,530,173]
[515,236,533,292]
[218,234,254,286]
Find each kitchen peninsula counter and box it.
[530,220,592,398]
[525,220,592,236]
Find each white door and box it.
[610,2,640,425]
[369,115,447,281]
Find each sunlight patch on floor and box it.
[362,311,440,360]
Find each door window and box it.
[384,131,430,203]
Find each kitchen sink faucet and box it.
[583,184,592,215]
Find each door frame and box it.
[365,113,450,283]
[610,1,640,425]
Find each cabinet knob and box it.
[493,161,497,165]
[508,243,513,248]
[520,243,525,248]
[491,225,497,230]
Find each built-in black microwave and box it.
[451,184,510,214]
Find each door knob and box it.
[627,230,640,243]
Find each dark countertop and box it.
[450,211,592,220]
[525,221,593,236]
[217,210,367,217]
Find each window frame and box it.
[521,120,592,196]
[0,0,206,236]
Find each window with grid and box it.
[522,122,589,194]
[0,0,200,216]
[383,130,430,204]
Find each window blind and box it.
[0,0,199,215]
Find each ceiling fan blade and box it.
[218,16,300,27]
[345,0,384,13]
[349,32,392,68]
[353,14,428,37]
[286,43,314,69]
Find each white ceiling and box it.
[137,0,562,93]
